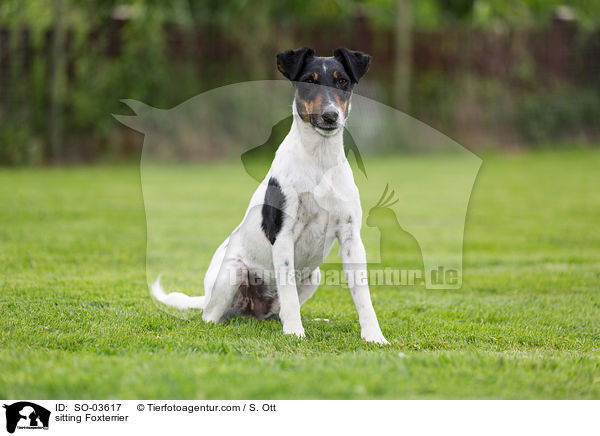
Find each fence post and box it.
[49,0,65,162]
[549,6,578,79]
[394,0,412,112]
[0,28,9,115]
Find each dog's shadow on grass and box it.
[152,293,400,349]
[219,315,398,350]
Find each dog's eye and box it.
[304,77,315,84]
[336,78,348,87]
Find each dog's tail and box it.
[151,275,206,310]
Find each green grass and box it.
[1,149,599,399]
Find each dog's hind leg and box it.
[203,237,229,306]
[298,267,321,306]
[201,258,245,323]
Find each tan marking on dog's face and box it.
[333,71,339,79]
[312,92,324,116]
[296,89,325,122]
[333,90,352,118]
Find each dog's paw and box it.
[283,325,306,339]
[202,312,221,324]
[361,329,389,345]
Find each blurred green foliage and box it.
[1,0,600,164]
[517,86,600,145]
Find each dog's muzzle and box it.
[310,108,343,135]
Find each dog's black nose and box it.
[322,111,338,124]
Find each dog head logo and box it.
[3,402,50,433]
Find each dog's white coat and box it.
[152,97,388,344]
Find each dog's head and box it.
[276,47,370,136]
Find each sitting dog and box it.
[152,47,388,344]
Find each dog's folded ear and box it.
[276,47,314,81]
[333,48,371,84]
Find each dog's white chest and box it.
[291,186,350,272]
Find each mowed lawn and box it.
[1,149,599,399]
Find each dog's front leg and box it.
[339,226,389,344]
[272,237,305,338]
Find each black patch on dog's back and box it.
[261,177,285,244]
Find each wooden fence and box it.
[0,14,599,161]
